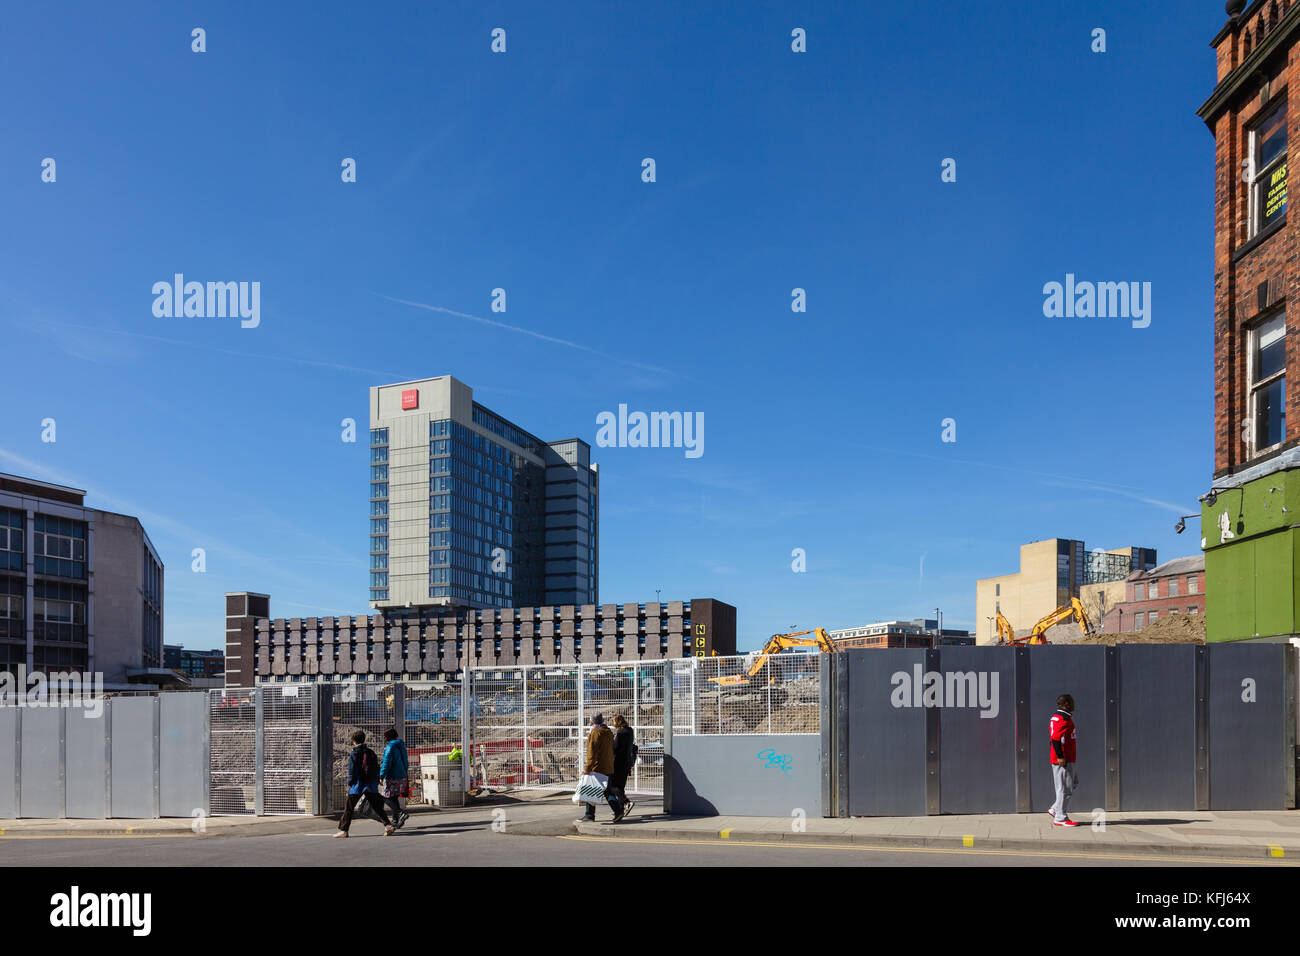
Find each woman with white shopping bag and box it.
[574,712,621,823]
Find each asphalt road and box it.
[0,816,1264,867]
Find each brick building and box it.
[1198,0,1300,641]
[1101,557,1207,632]
[224,592,736,687]
[828,620,974,649]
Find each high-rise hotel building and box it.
[368,376,598,613]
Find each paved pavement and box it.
[575,804,1300,862]
[1,793,1296,865]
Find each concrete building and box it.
[224,592,735,686]
[828,620,974,649]
[0,473,166,688]
[975,539,1157,645]
[369,375,597,614]
[1101,556,1207,633]
[1198,1,1300,641]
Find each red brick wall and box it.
[1210,18,1300,476]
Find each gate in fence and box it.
[208,686,318,816]
[464,655,823,797]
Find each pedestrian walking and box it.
[379,727,411,830]
[609,713,637,822]
[575,712,620,823]
[335,730,395,838]
[1048,694,1079,827]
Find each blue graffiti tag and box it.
[756,748,793,778]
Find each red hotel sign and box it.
[401,389,419,410]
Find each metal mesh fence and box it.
[329,680,397,813]
[209,688,256,815]
[261,686,314,815]
[684,654,822,735]
[402,681,462,804]
[468,666,580,792]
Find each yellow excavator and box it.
[709,628,837,686]
[996,599,1095,646]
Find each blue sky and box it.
[1,1,1225,651]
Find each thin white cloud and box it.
[853,444,1195,516]
[373,293,679,378]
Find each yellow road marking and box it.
[557,834,1296,866]
[719,828,731,839]
[962,835,974,847]
[1269,844,1285,857]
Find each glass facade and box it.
[0,508,22,571]
[369,428,390,601]
[33,515,86,578]
[426,418,543,607]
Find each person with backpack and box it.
[335,729,395,838]
[1048,694,1080,828]
[379,727,410,830]
[609,713,638,822]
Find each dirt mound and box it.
[1071,613,1206,645]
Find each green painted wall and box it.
[1202,468,1300,642]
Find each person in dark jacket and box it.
[335,730,394,838]
[576,713,621,823]
[379,727,410,829]
[608,713,636,822]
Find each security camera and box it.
[1205,492,1218,507]
[1175,518,1186,534]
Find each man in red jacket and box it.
[1048,694,1079,827]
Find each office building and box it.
[0,473,165,688]
[1199,2,1300,641]
[224,591,736,685]
[975,539,1157,645]
[369,375,597,613]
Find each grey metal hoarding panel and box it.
[0,708,15,817]
[936,647,1018,814]
[1027,646,1107,815]
[19,707,63,817]
[1208,644,1286,810]
[159,692,209,817]
[847,649,929,817]
[109,697,156,818]
[1117,645,1197,810]
[667,734,820,817]
[64,708,108,818]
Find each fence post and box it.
[924,647,941,815]
[663,662,673,813]
[1104,646,1120,812]
[1014,646,1032,813]
[522,668,529,789]
[1285,643,1298,810]
[1195,645,1210,811]
[152,694,161,819]
[254,687,265,816]
[460,671,471,790]
[202,691,212,818]
[394,682,405,746]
